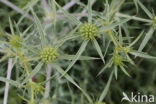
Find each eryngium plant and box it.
[0,0,156,104]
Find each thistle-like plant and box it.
[0,0,156,104]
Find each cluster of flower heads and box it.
[40,22,98,63]
[79,23,98,40]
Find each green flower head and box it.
[153,17,156,29]
[40,46,59,63]
[113,53,123,66]
[79,23,98,40]
[9,34,22,48]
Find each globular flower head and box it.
[40,46,58,63]
[26,82,44,95]
[79,23,98,40]
[9,34,22,48]
[112,53,123,66]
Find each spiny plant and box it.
[0,0,156,104]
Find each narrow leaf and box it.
[9,17,14,35]
[133,0,139,13]
[59,55,99,60]
[130,50,156,59]
[51,0,57,26]
[126,55,135,65]
[104,40,111,57]
[120,66,131,77]
[99,71,113,102]
[137,0,153,19]
[88,0,92,22]
[93,39,105,63]
[138,27,154,52]
[114,66,118,80]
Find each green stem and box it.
[30,84,34,104]
[109,32,118,46]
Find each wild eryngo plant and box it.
[0,9,98,103]
[0,0,156,104]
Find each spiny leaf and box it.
[133,0,139,13]
[120,65,131,77]
[114,65,118,80]
[59,55,99,60]
[99,71,113,102]
[9,17,15,35]
[126,55,135,65]
[104,40,111,57]
[50,0,57,26]
[92,39,105,64]
[88,0,92,22]
[138,27,154,52]
[137,0,153,19]
[130,50,156,59]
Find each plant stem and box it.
[3,58,13,104]
[30,84,34,104]
[108,31,118,46]
[44,64,52,99]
